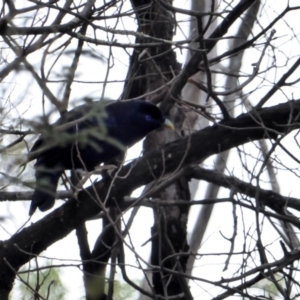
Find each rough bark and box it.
[1,99,300,297]
[123,0,191,297]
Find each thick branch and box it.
[190,167,300,213]
[1,99,300,295]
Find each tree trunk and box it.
[125,0,191,297]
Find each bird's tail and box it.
[29,170,62,216]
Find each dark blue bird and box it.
[29,100,173,215]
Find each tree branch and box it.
[1,98,300,295]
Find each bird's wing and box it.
[28,101,109,163]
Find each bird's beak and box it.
[164,118,174,130]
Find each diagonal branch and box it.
[1,98,300,295]
[160,0,257,113]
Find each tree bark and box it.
[124,0,191,297]
[1,99,300,297]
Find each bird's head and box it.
[134,100,174,131]
[106,100,174,147]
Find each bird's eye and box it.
[145,115,152,122]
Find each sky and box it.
[2,0,300,299]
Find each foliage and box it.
[11,261,66,300]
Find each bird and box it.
[29,100,174,215]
